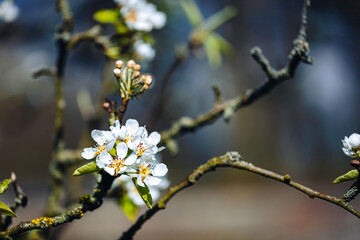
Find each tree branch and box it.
[0,172,115,240]
[160,0,313,149]
[120,151,360,240]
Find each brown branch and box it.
[0,172,115,240]
[160,0,313,146]
[120,151,360,240]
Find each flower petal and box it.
[104,166,115,176]
[91,130,103,143]
[126,119,139,135]
[153,163,168,177]
[106,139,115,151]
[81,148,97,159]
[147,132,161,146]
[145,176,161,186]
[116,142,128,159]
[124,154,137,165]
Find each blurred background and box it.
[1,0,360,239]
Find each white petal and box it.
[147,132,161,146]
[81,148,97,159]
[104,166,116,176]
[126,119,139,135]
[349,133,360,148]
[145,176,161,186]
[137,175,145,187]
[124,154,137,165]
[98,152,113,165]
[91,130,103,143]
[116,142,128,159]
[153,163,168,177]
[151,11,166,29]
[119,126,127,140]
[106,139,115,151]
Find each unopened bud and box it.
[134,71,141,78]
[134,64,141,71]
[11,172,16,182]
[113,68,121,77]
[143,84,149,90]
[145,75,152,85]
[127,60,136,68]
[115,60,124,69]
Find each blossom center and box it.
[124,135,133,144]
[125,10,137,22]
[136,143,148,156]
[95,145,107,155]
[137,164,150,182]
[109,158,126,175]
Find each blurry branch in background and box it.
[0,173,27,232]
[45,0,74,217]
[120,151,360,240]
[160,0,313,155]
[147,1,237,127]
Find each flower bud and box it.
[115,60,124,69]
[127,60,136,68]
[134,71,141,78]
[134,64,141,71]
[113,68,122,78]
[145,75,152,85]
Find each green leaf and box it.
[202,6,237,34]
[0,201,17,217]
[0,178,12,195]
[73,161,100,176]
[333,170,359,184]
[203,34,222,68]
[93,9,119,24]
[211,32,234,55]
[105,47,121,59]
[181,0,203,27]
[117,195,139,222]
[131,178,153,209]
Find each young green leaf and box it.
[181,0,203,27]
[333,169,359,184]
[131,178,153,209]
[73,161,100,176]
[93,9,119,24]
[0,178,12,195]
[117,195,139,222]
[0,201,17,217]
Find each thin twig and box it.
[160,0,313,146]
[119,151,360,240]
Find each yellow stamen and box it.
[109,158,126,175]
[125,10,137,22]
[137,164,150,182]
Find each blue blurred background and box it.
[1,0,360,239]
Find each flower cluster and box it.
[0,0,19,23]
[114,0,166,32]
[82,119,167,188]
[113,59,153,99]
[342,133,360,158]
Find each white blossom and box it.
[129,155,168,187]
[134,41,156,61]
[81,130,115,160]
[98,142,137,176]
[117,0,166,32]
[0,0,18,23]
[342,133,360,158]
